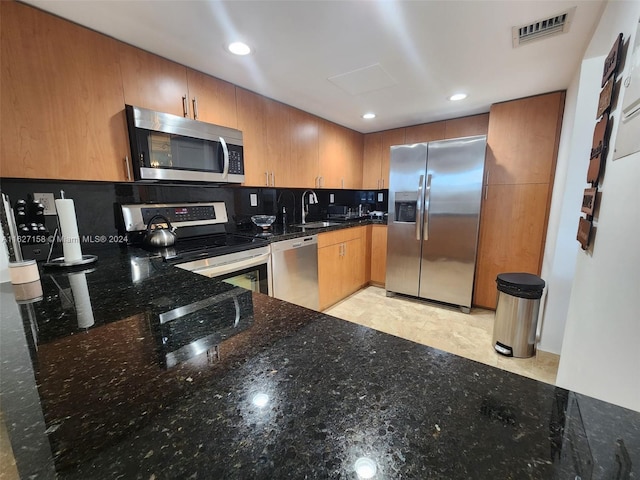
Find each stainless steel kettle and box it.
[144,214,177,247]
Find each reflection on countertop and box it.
[0,245,638,479]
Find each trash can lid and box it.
[496,273,545,294]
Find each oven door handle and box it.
[189,252,270,278]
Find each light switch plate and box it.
[33,192,56,215]
[250,193,258,207]
[329,194,335,203]
[377,193,384,202]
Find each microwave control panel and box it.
[227,145,244,174]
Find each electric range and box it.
[119,202,272,295]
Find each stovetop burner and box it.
[146,233,269,263]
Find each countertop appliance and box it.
[386,136,487,312]
[125,105,244,184]
[119,202,271,295]
[270,235,319,310]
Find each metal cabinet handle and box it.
[484,185,488,200]
[192,97,199,120]
[182,95,189,118]
[270,172,275,187]
[423,173,432,241]
[416,174,424,241]
[265,172,269,186]
[485,168,490,185]
[124,156,132,181]
[219,136,229,178]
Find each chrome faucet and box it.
[301,190,318,225]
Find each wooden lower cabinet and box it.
[370,224,388,285]
[473,183,551,309]
[318,227,366,310]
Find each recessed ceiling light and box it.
[228,42,251,56]
[362,113,376,119]
[449,93,467,101]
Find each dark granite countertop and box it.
[232,218,386,243]
[1,245,638,479]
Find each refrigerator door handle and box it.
[423,173,432,241]
[416,174,424,240]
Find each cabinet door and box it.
[404,122,445,144]
[363,132,383,189]
[236,88,268,186]
[289,108,319,188]
[318,119,347,188]
[1,1,129,181]
[119,43,189,117]
[343,236,366,297]
[264,98,291,187]
[380,128,406,189]
[370,225,388,285]
[486,92,564,185]
[186,69,237,128]
[444,114,489,139]
[343,129,364,189]
[318,243,344,311]
[473,183,551,309]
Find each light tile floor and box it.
[325,286,559,385]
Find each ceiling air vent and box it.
[512,7,576,48]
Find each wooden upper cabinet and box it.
[444,114,489,139]
[318,120,363,189]
[236,88,267,187]
[264,98,291,188]
[0,1,129,181]
[486,92,565,185]
[289,108,319,188]
[119,43,189,117]
[380,128,406,189]
[362,132,383,189]
[404,122,445,144]
[186,69,237,128]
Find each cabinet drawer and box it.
[318,226,365,248]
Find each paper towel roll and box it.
[55,198,83,263]
[69,272,94,329]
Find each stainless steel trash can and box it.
[492,273,545,358]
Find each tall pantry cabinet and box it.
[473,92,565,309]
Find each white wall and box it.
[556,0,640,413]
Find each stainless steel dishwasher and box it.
[270,235,319,310]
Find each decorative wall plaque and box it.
[581,187,597,216]
[601,33,623,87]
[577,217,592,250]
[597,77,614,119]
[587,116,610,183]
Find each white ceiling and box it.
[21,0,605,133]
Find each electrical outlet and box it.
[250,193,258,207]
[377,193,384,202]
[329,193,335,203]
[33,192,56,215]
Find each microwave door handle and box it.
[423,173,432,241]
[416,174,424,241]
[219,136,229,178]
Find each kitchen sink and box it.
[292,221,342,229]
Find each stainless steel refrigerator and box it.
[385,136,486,312]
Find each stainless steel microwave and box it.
[125,105,244,183]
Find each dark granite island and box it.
[1,247,639,479]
